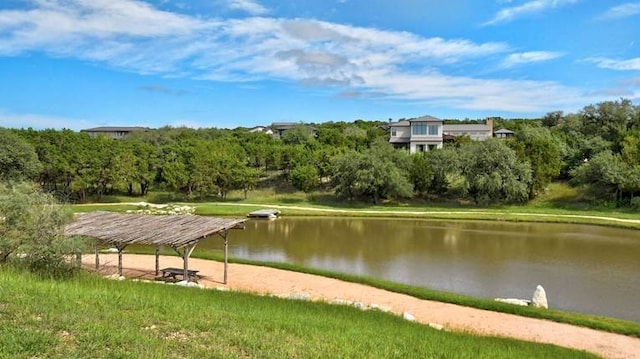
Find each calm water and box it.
[195,217,640,322]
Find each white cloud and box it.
[0,0,582,115]
[586,57,640,71]
[484,0,579,26]
[598,2,640,20]
[360,69,581,112]
[0,110,91,130]
[227,0,268,15]
[501,51,564,67]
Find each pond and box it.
[195,217,640,322]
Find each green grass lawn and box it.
[0,268,596,359]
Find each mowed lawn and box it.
[0,269,595,359]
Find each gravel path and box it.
[88,254,640,359]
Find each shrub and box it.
[0,182,86,278]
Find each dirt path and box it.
[213,202,640,225]
[87,254,640,359]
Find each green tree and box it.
[0,129,41,183]
[0,183,83,277]
[281,125,314,146]
[541,111,563,128]
[409,153,433,196]
[290,164,319,193]
[581,99,637,149]
[331,142,412,203]
[570,151,634,204]
[426,148,459,194]
[459,140,532,205]
[233,166,261,199]
[510,127,561,199]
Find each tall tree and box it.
[331,141,412,203]
[510,126,561,199]
[290,164,319,193]
[459,140,532,204]
[0,129,41,183]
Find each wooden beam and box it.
[95,241,100,270]
[219,231,229,284]
[117,245,125,277]
[182,246,189,281]
[155,245,160,276]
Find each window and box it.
[416,144,425,152]
[391,128,397,136]
[428,125,438,135]
[412,123,427,135]
[428,144,437,151]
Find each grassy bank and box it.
[0,268,596,358]
[128,246,640,338]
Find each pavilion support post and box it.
[155,245,160,276]
[117,245,124,277]
[181,244,197,282]
[220,231,229,284]
[95,241,100,270]
[182,247,189,282]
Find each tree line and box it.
[1,99,639,207]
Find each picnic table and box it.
[159,267,200,282]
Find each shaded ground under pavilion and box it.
[65,211,247,283]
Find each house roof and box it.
[410,115,442,122]
[389,120,410,127]
[443,124,490,132]
[81,126,151,132]
[65,211,246,249]
[271,122,300,130]
[494,128,515,134]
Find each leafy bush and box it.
[631,197,640,210]
[0,182,86,278]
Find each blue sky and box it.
[0,0,638,130]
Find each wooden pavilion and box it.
[65,211,247,283]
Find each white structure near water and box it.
[389,115,495,153]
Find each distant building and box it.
[389,115,443,153]
[494,128,515,139]
[443,118,494,141]
[389,116,495,154]
[81,126,150,139]
[270,122,315,139]
[247,126,274,135]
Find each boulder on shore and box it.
[494,298,530,306]
[531,285,548,309]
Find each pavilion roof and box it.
[65,211,246,249]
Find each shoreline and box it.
[73,201,640,230]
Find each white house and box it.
[389,115,444,153]
[389,116,495,153]
[443,118,494,141]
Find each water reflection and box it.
[196,217,640,322]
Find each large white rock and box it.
[532,285,548,308]
[494,298,530,306]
